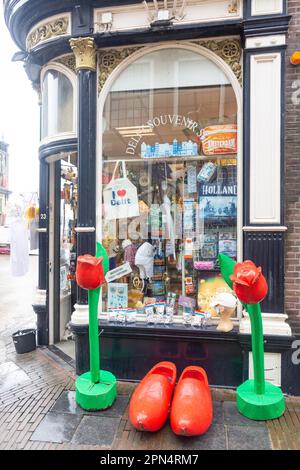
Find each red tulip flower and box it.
[76,255,106,290]
[230,260,268,304]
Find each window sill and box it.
[40,132,77,147]
[71,320,240,342]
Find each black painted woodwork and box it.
[76,69,97,304]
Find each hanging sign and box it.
[183,199,194,231]
[199,183,237,197]
[199,175,237,220]
[187,165,197,193]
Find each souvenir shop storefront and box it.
[4,0,299,394]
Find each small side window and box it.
[41,69,74,139]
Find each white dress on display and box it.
[9,217,29,277]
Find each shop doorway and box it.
[47,152,77,353]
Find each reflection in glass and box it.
[42,70,73,139]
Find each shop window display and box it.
[101,48,238,326]
[60,155,78,312]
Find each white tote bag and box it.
[103,161,140,220]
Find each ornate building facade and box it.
[4,0,299,394]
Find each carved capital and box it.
[69,37,96,72]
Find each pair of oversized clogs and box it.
[129,362,213,436]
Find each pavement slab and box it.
[0,361,30,394]
[223,400,266,427]
[51,391,129,418]
[30,412,82,443]
[71,415,121,446]
[227,425,272,450]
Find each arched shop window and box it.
[41,69,74,140]
[101,47,238,324]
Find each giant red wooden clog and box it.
[170,366,213,436]
[129,362,177,432]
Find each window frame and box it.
[40,61,77,145]
[97,41,243,326]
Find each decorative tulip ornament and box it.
[75,242,117,411]
[230,261,268,305]
[219,254,285,421]
[291,51,300,65]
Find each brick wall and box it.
[285,0,300,333]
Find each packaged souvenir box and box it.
[218,233,237,259]
[200,124,237,156]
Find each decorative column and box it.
[33,90,49,345]
[242,31,291,336]
[33,158,49,345]
[70,37,97,325]
[241,12,291,386]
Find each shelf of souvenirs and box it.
[104,154,237,164]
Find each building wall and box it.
[285,0,300,334]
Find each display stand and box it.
[236,302,285,420]
[76,242,117,411]
[219,254,285,421]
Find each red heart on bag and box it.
[117,189,127,197]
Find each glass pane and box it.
[42,70,73,139]
[101,48,238,326]
[60,153,78,323]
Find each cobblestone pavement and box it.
[0,254,300,450]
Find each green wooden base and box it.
[237,379,285,421]
[75,370,117,411]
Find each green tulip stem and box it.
[75,242,116,411]
[247,303,265,395]
[87,242,109,385]
[88,287,101,384]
